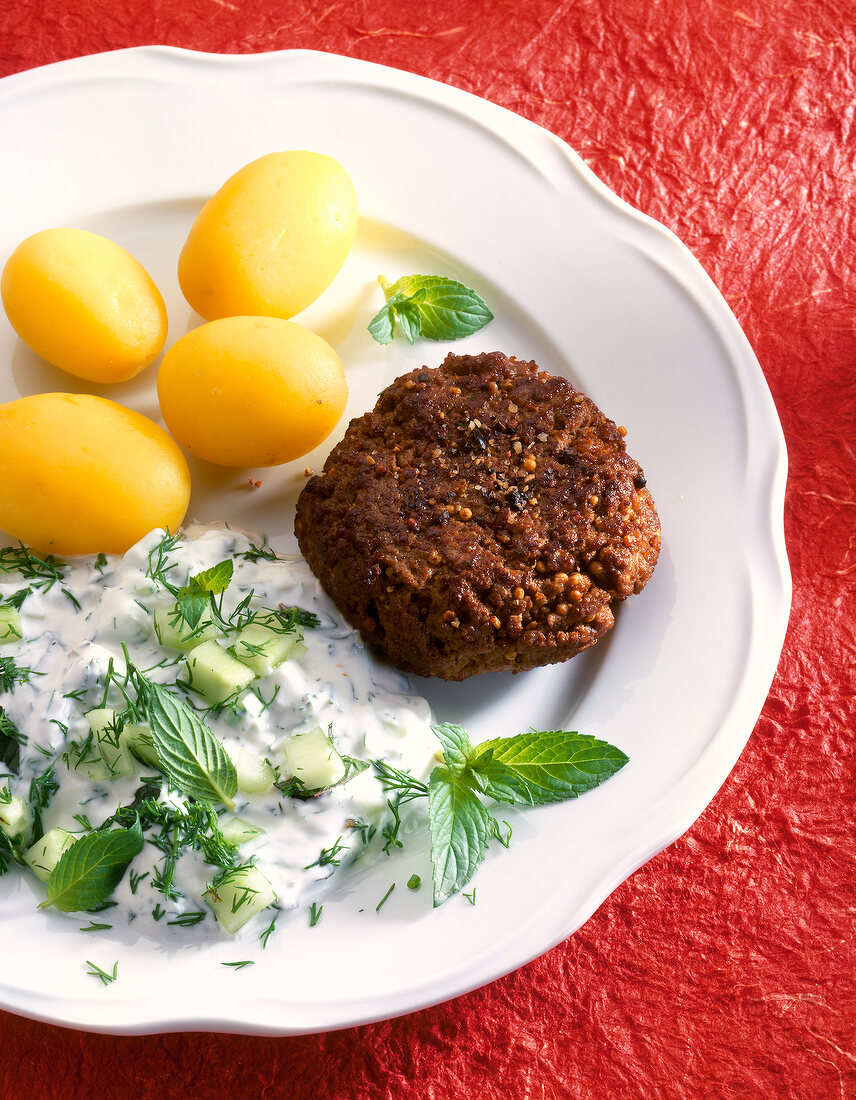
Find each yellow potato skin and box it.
[0,394,190,556]
[157,316,347,467]
[1,228,168,383]
[178,151,357,321]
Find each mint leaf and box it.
[176,559,233,628]
[189,559,233,595]
[394,296,422,344]
[428,767,493,906]
[367,302,395,344]
[42,817,143,913]
[147,683,237,809]
[468,730,629,806]
[368,274,493,345]
[397,276,492,341]
[432,723,474,775]
[176,591,209,631]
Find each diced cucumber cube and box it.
[0,605,22,645]
[220,816,266,846]
[232,616,306,677]
[235,749,275,795]
[79,759,110,781]
[185,640,255,706]
[0,785,29,838]
[284,727,345,791]
[24,827,76,882]
[123,723,160,769]
[154,603,219,651]
[204,864,277,934]
[85,708,137,779]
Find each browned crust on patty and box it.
[295,351,661,680]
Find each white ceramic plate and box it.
[0,47,790,1035]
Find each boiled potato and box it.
[157,316,347,467]
[1,228,167,383]
[178,151,357,322]
[0,393,190,555]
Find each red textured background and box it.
[2,2,855,1097]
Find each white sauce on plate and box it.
[0,525,437,937]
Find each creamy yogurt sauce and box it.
[0,525,438,937]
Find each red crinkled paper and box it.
[2,1,855,1097]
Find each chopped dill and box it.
[376,883,395,912]
[167,910,207,927]
[85,959,118,986]
[259,914,277,948]
[304,837,349,870]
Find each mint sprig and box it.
[175,559,234,629]
[41,817,143,913]
[147,683,237,809]
[375,726,628,907]
[368,274,493,345]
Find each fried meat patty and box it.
[295,351,660,680]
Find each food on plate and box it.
[0,393,190,555]
[295,351,660,680]
[368,274,494,345]
[0,227,167,383]
[0,525,631,923]
[157,316,347,467]
[177,150,358,322]
[0,526,438,934]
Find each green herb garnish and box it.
[28,760,59,843]
[147,683,237,810]
[3,588,31,612]
[240,538,281,564]
[132,798,238,903]
[85,959,118,986]
[376,882,395,912]
[0,709,25,774]
[0,545,66,591]
[174,559,234,630]
[41,817,143,913]
[348,818,377,846]
[304,836,348,870]
[368,274,493,345]
[371,760,428,855]
[428,765,494,906]
[145,530,182,587]
[167,910,207,927]
[0,828,23,876]
[374,724,628,907]
[259,914,277,947]
[0,656,41,694]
